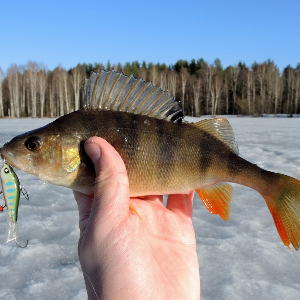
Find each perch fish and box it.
[1,70,300,250]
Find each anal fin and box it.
[196,183,233,221]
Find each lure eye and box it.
[24,136,42,151]
[4,168,9,174]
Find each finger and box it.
[84,137,130,222]
[166,191,195,219]
[141,195,164,204]
[73,191,94,224]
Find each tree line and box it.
[0,58,299,118]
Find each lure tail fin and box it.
[4,216,18,244]
[262,174,300,250]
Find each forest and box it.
[0,58,299,118]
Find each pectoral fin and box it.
[129,202,142,220]
[196,183,233,221]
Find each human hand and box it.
[74,137,200,300]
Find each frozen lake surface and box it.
[0,116,299,300]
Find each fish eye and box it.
[4,168,9,174]
[24,136,42,151]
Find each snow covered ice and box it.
[0,116,300,300]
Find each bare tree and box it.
[245,69,252,114]
[26,61,38,117]
[19,65,27,116]
[210,75,222,116]
[0,67,4,117]
[160,69,168,91]
[228,65,241,114]
[273,71,282,114]
[62,68,70,114]
[192,76,201,117]
[37,68,47,117]
[48,73,55,118]
[255,63,267,114]
[223,77,229,115]
[139,67,148,82]
[54,67,65,116]
[180,67,189,113]
[294,71,300,114]
[7,64,21,117]
[265,64,281,114]
[168,70,177,98]
[149,64,158,87]
[71,64,83,111]
[201,64,213,115]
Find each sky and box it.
[0,0,299,74]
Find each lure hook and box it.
[21,187,29,201]
[15,238,28,248]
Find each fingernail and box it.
[85,141,101,164]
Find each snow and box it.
[0,116,300,300]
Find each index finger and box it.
[166,192,195,219]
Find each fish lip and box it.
[0,148,17,168]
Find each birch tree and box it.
[37,68,47,117]
[7,64,21,117]
[71,65,83,111]
[54,67,65,116]
[160,69,168,91]
[294,70,300,114]
[227,65,241,114]
[255,63,266,114]
[273,71,281,114]
[48,72,55,118]
[180,67,189,113]
[139,66,148,82]
[168,70,177,98]
[26,61,38,117]
[210,73,222,116]
[62,68,70,114]
[245,69,252,114]
[192,76,201,117]
[0,67,4,117]
[149,64,158,87]
[201,63,212,115]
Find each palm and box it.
[75,192,200,300]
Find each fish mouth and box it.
[0,148,18,168]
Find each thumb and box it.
[84,137,130,222]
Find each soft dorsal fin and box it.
[83,70,183,123]
[194,118,239,154]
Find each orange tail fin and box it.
[262,175,300,250]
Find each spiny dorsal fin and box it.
[83,70,183,122]
[196,183,233,221]
[194,118,239,154]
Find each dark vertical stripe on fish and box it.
[198,132,213,175]
[127,113,140,164]
[226,152,244,177]
[156,119,176,186]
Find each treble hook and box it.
[21,187,29,201]
[15,238,28,248]
[0,203,6,212]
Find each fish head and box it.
[1,128,63,180]
[0,128,84,187]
